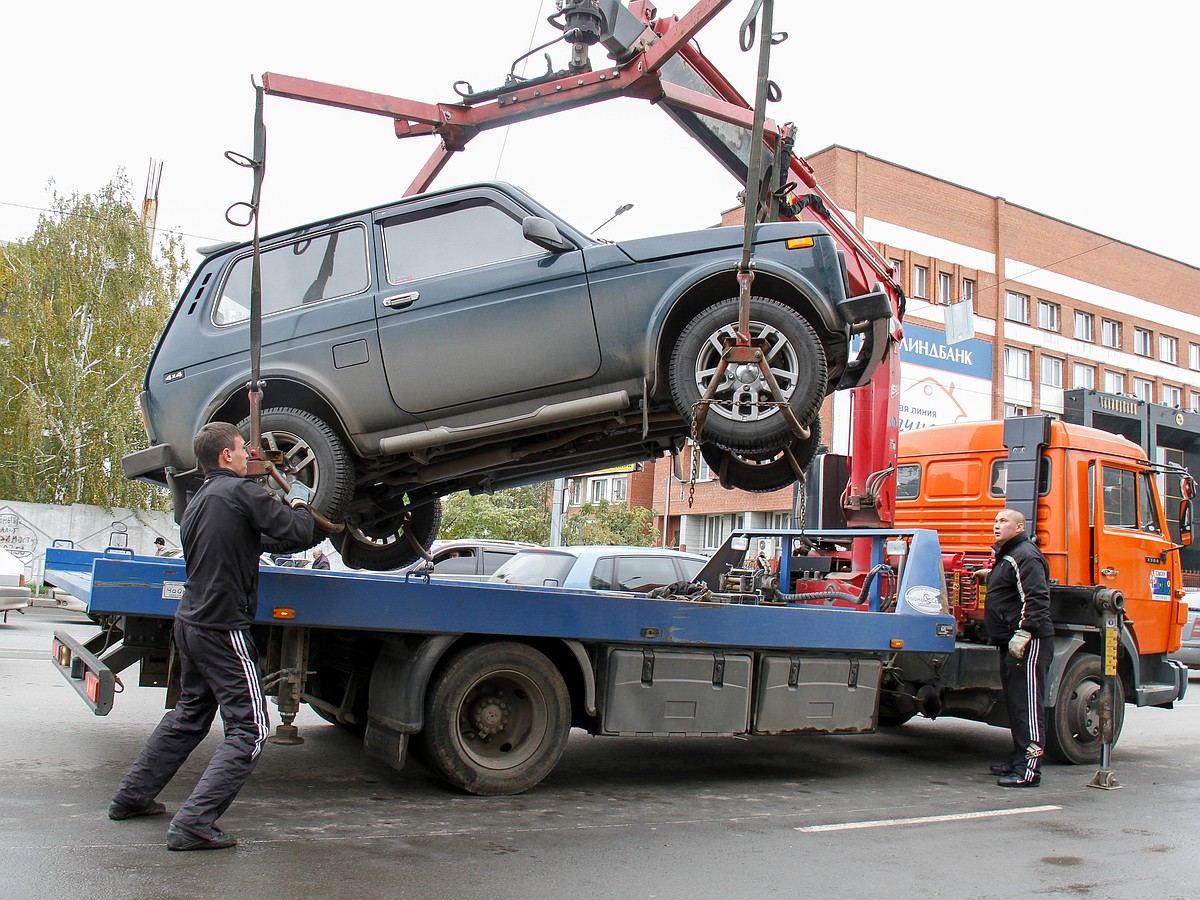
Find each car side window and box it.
[214,225,369,326]
[1102,466,1138,530]
[381,198,545,285]
[590,557,615,591]
[482,551,516,574]
[1138,471,1162,534]
[615,557,680,592]
[895,464,921,501]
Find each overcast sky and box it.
[4,1,1199,277]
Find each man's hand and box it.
[1008,629,1032,659]
[285,481,312,507]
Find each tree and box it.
[0,174,187,508]
[563,500,658,546]
[438,483,553,544]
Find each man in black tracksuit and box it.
[982,508,1054,787]
[109,422,314,850]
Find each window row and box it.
[1005,291,1195,367]
[893,260,974,306]
[1003,347,1195,409]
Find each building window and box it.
[611,475,628,502]
[1004,346,1031,380]
[691,442,712,482]
[912,265,928,299]
[1102,319,1120,349]
[1134,327,1152,357]
[1160,335,1178,365]
[1041,356,1063,388]
[1133,378,1153,401]
[1005,291,1029,324]
[937,271,952,304]
[589,478,608,502]
[962,278,975,305]
[1073,364,1094,389]
[569,479,582,506]
[1163,385,1182,408]
[1037,300,1061,332]
[1074,311,1094,343]
[891,259,903,280]
[1191,393,1200,414]
[1190,343,1200,371]
[1003,403,1028,417]
[1104,371,1124,394]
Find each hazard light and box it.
[786,237,815,250]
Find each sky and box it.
[4,1,1200,275]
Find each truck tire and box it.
[421,642,571,796]
[700,417,821,493]
[237,408,354,553]
[670,297,827,454]
[338,499,443,571]
[1045,652,1124,765]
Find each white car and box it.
[0,547,32,618]
[490,546,707,594]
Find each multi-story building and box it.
[565,146,1200,554]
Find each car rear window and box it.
[493,552,575,588]
[594,556,684,592]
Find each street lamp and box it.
[592,203,634,234]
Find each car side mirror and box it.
[522,216,574,253]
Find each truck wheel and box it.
[1045,652,1124,765]
[338,499,443,571]
[421,642,571,796]
[700,417,821,493]
[669,297,827,453]
[238,408,354,553]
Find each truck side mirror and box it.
[1180,498,1193,546]
[522,216,574,253]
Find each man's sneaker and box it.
[166,825,237,851]
[108,799,167,821]
[989,762,1014,776]
[996,773,1041,788]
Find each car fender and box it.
[642,256,843,394]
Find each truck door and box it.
[372,188,601,417]
[1092,462,1177,652]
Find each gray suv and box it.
[123,182,890,570]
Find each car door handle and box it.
[382,291,419,309]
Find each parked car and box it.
[122,181,889,571]
[1173,588,1200,670]
[400,539,539,581]
[489,546,707,594]
[0,547,32,619]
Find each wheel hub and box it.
[470,694,509,739]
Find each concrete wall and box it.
[0,499,179,585]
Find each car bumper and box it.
[121,443,175,481]
[1172,643,1200,670]
[0,586,31,612]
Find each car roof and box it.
[513,546,707,561]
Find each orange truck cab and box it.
[889,415,1192,764]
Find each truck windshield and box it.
[491,552,575,588]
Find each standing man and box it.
[109,422,315,850]
[311,546,331,570]
[981,508,1054,788]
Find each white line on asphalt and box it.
[795,805,1061,833]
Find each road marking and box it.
[796,805,1061,833]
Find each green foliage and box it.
[0,173,187,508]
[439,483,553,544]
[563,499,658,546]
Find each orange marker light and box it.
[786,237,815,250]
[890,639,905,649]
[273,608,297,620]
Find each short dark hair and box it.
[154,536,166,545]
[194,422,244,473]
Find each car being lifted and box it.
[123,181,891,571]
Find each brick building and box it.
[564,146,1200,553]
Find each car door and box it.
[373,187,601,417]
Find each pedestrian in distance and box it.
[977,508,1054,787]
[311,546,330,570]
[108,422,315,851]
[153,536,169,556]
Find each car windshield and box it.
[492,552,575,587]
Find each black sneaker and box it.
[989,762,1014,776]
[166,825,237,851]
[996,773,1041,788]
[108,799,167,821]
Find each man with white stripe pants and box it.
[979,508,1054,788]
[109,422,315,850]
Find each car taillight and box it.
[1191,618,1200,639]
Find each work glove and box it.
[284,481,312,506]
[1008,629,1032,659]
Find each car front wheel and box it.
[669,296,827,454]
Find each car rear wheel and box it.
[700,416,822,493]
[669,297,827,454]
[237,408,354,553]
[339,499,443,571]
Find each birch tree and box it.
[0,174,186,508]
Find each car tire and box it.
[237,408,354,553]
[669,296,827,453]
[339,499,443,571]
[700,416,822,493]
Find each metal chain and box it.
[687,404,706,508]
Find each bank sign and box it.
[898,322,993,431]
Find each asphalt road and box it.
[3,607,1198,900]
